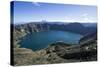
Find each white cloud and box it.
[82,13,89,21]
[80,13,90,22]
[80,13,97,22]
[64,14,96,23]
[82,13,88,17]
[32,2,41,6]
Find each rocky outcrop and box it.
[79,30,97,45]
[46,41,97,61]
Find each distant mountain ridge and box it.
[64,22,97,35]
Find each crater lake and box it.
[20,31,83,51]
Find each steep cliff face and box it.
[14,23,39,34]
[13,23,51,48]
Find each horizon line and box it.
[12,21,97,25]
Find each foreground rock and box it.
[46,41,97,61]
[13,41,97,66]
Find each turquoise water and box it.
[20,31,83,50]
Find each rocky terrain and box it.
[13,40,97,66]
[11,22,97,66]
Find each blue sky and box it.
[12,1,97,24]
